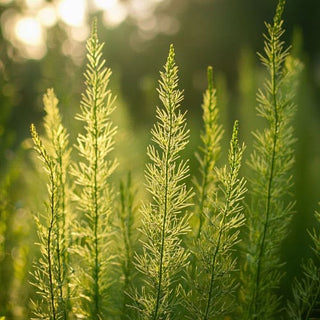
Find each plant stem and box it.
[252,28,279,318]
[197,139,213,241]
[197,69,215,240]
[93,73,100,319]
[56,146,67,319]
[204,201,230,320]
[204,144,237,319]
[46,156,57,320]
[153,85,173,320]
[119,177,133,317]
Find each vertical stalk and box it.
[153,91,173,320]
[33,133,57,320]
[72,20,117,318]
[119,175,134,318]
[58,147,68,319]
[48,177,57,320]
[252,27,279,318]
[196,67,222,240]
[197,86,214,240]
[56,146,66,319]
[204,181,233,319]
[93,67,100,319]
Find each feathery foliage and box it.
[115,172,138,319]
[185,121,246,319]
[70,20,117,319]
[287,204,320,319]
[133,44,193,320]
[24,3,311,318]
[43,89,72,317]
[193,66,224,239]
[240,1,300,318]
[30,88,70,319]
[30,124,60,320]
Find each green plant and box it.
[115,172,138,319]
[287,204,320,319]
[43,89,72,318]
[193,66,223,240]
[28,1,320,319]
[184,120,246,319]
[30,88,70,320]
[132,44,193,320]
[239,0,301,318]
[70,20,118,319]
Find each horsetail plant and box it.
[133,44,193,320]
[287,204,320,319]
[193,66,223,239]
[240,0,300,318]
[43,89,72,317]
[27,1,309,318]
[116,173,138,319]
[184,121,246,319]
[30,88,71,319]
[70,20,118,319]
[31,124,58,320]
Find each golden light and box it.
[94,0,117,10]
[130,0,156,20]
[102,1,128,28]
[26,0,44,9]
[11,15,47,59]
[37,4,57,27]
[15,17,43,46]
[0,0,168,60]
[58,0,86,27]
[70,25,90,42]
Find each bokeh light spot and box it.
[103,1,128,28]
[26,0,44,9]
[37,4,57,27]
[58,0,86,27]
[94,0,117,10]
[70,25,90,42]
[15,17,43,46]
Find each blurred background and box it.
[0,0,319,318]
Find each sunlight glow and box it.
[58,0,86,27]
[12,15,46,59]
[130,0,156,20]
[158,15,180,35]
[1,0,168,60]
[94,0,117,10]
[103,1,128,28]
[37,4,57,27]
[26,0,44,9]
[15,17,43,46]
[70,25,90,42]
